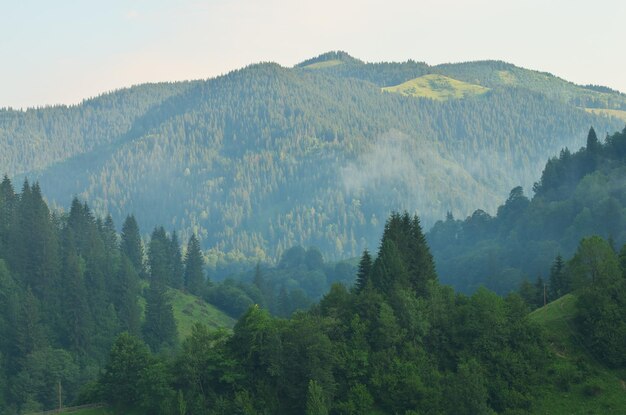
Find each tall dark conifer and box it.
[0,176,16,257]
[549,255,566,299]
[149,227,169,284]
[355,250,372,293]
[169,231,184,289]
[61,229,94,355]
[371,239,407,295]
[184,234,205,295]
[113,256,141,336]
[121,215,145,277]
[142,277,177,352]
[408,215,437,295]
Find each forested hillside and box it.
[428,127,626,294]
[0,178,233,413]
[73,213,626,415]
[2,180,625,414]
[2,52,624,264]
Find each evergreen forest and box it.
[1,52,626,414]
[2,52,625,266]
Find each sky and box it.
[1,0,624,109]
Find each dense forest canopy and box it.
[2,52,624,266]
[428,127,626,294]
[2,124,626,412]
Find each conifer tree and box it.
[143,277,178,352]
[149,227,170,285]
[355,250,372,293]
[61,231,94,355]
[408,215,437,295]
[0,176,16,256]
[102,215,118,252]
[184,234,205,295]
[169,231,184,289]
[548,255,566,299]
[586,126,599,152]
[371,239,407,295]
[121,215,145,277]
[114,256,142,335]
[14,287,46,360]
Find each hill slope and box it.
[3,52,625,263]
[168,288,236,337]
[530,295,626,414]
[382,74,489,100]
[427,127,626,294]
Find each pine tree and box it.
[143,278,177,352]
[114,256,142,335]
[371,239,407,295]
[408,215,437,295]
[121,215,145,277]
[355,250,372,293]
[149,227,170,285]
[102,215,118,252]
[169,231,184,289]
[252,261,274,309]
[549,255,566,299]
[184,234,205,295]
[14,287,46,360]
[586,126,599,152]
[61,230,94,355]
[0,176,16,257]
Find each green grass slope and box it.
[139,283,236,340]
[382,74,489,100]
[169,287,236,338]
[529,294,626,414]
[436,60,626,111]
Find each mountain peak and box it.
[296,51,363,68]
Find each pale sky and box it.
[1,0,624,109]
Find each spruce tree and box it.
[184,234,205,295]
[586,126,599,152]
[143,277,177,352]
[549,255,566,299]
[61,231,94,355]
[169,231,184,289]
[121,215,145,277]
[149,227,170,285]
[0,176,16,256]
[371,239,407,295]
[114,256,142,335]
[408,215,437,295]
[355,250,372,293]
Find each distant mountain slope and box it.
[383,74,489,100]
[3,52,625,262]
[435,60,626,109]
[428,127,626,294]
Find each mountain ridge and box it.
[3,52,625,263]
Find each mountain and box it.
[2,51,624,263]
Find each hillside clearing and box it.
[382,74,489,100]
